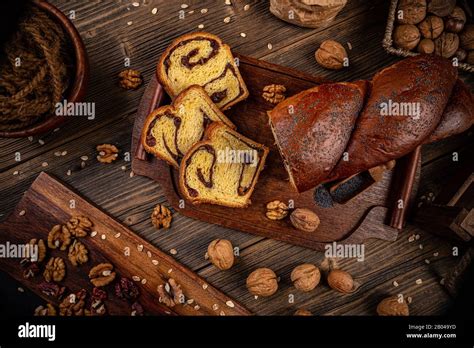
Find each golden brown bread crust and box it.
[178,122,269,208]
[269,55,466,193]
[426,79,474,143]
[331,54,458,181]
[268,81,368,192]
[156,32,249,111]
[141,85,236,169]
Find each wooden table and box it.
[1,0,473,316]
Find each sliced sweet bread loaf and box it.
[157,32,249,110]
[141,85,235,169]
[179,122,269,208]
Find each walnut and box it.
[43,257,66,282]
[417,38,435,53]
[290,208,320,232]
[66,215,93,237]
[445,7,466,34]
[291,264,321,292]
[151,204,172,229]
[207,239,234,270]
[68,240,89,266]
[115,277,140,301]
[397,0,427,25]
[246,268,278,297]
[262,84,286,104]
[460,25,474,51]
[315,40,348,70]
[157,278,184,307]
[394,24,421,50]
[20,259,40,279]
[29,238,46,262]
[89,263,116,287]
[118,69,143,90]
[294,308,312,316]
[34,303,56,316]
[377,295,409,316]
[434,32,459,58]
[327,269,356,293]
[418,15,444,39]
[59,289,87,316]
[96,144,119,163]
[427,0,456,17]
[47,224,71,251]
[265,200,289,220]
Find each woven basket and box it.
[383,0,474,73]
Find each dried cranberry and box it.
[115,277,139,301]
[38,281,66,299]
[92,287,107,301]
[131,301,144,316]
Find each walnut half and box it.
[68,240,89,266]
[157,278,184,307]
[151,204,172,229]
[47,224,71,251]
[59,289,87,316]
[262,84,286,104]
[89,263,116,287]
[66,215,93,237]
[43,257,66,282]
[96,144,119,163]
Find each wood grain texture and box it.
[0,0,472,316]
[0,173,250,316]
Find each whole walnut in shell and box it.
[417,38,435,54]
[418,15,444,39]
[327,269,356,293]
[394,24,421,50]
[434,32,459,58]
[290,208,320,232]
[246,268,278,297]
[376,295,409,316]
[290,264,321,292]
[460,25,474,51]
[427,0,455,17]
[315,40,348,70]
[207,239,234,270]
[397,0,427,25]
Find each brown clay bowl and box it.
[0,0,89,138]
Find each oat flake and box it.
[226,300,235,308]
[240,32,247,38]
[170,249,177,255]
[114,232,121,238]
[19,210,26,216]
[141,278,147,285]
[152,8,157,14]
[201,8,208,13]
[137,244,144,252]
[415,279,422,285]
[267,43,273,50]
[244,4,250,11]
[101,234,106,240]
[393,281,399,287]
[152,259,159,265]
[132,275,141,282]
[194,305,200,310]
[202,283,208,290]
[198,24,204,29]
[181,4,189,9]
[91,231,98,237]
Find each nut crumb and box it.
[212,303,219,311]
[415,278,422,285]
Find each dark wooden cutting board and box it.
[0,172,250,316]
[132,55,421,250]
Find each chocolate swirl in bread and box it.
[141,85,235,169]
[158,32,249,110]
[179,122,269,208]
[269,55,474,193]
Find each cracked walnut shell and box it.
[207,239,234,270]
[315,40,348,70]
[59,289,87,316]
[291,264,321,292]
[266,200,289,220]
[66,215,93,237]
[68,240,89,266]
[47,224,71,251]
[89,263,116,287]
[96,144,119,163]
[29,238,46,262]
[43,257,66,282]
[151,204,172,229]
[119,69,143,90]
[262,84,286,104]
[246,268,278,297]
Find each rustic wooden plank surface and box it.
[0,0,472,316]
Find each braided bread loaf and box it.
[269,55,474,193]
[157,32,248,110]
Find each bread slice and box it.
[179,122,269,208]
[157,32,249,110]
[141,85,235,169]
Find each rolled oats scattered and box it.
[121,166,126,170]
[80,156,88,161]
[18,287,24,293]
[223,16,231,23]
[91,231,98,237]
[244,4,250,11]
[240,32,247,38]
[28,136,33,141]
[254,295,258,300]
[425,259,430,264]
[415,278,422,285]
[433,252,439,257]
[200,8,208,13]
[419,244,423,250]
[220,310,226,316]
[19,210,26,216]
[170,249,177,255]
[347,42,353,50]
[225,0,232,5]
[198,24,204,29]
[202,283,208,290]
[13,170,19,175]
[167,268,173,274]
[212,303,219,311]
[38,139,45,145]
[101,234,106,240]
[187,299,194,304]
[132,2,139,6]
[114,232,121,238]
[151,7,157,14]
[194,305,200,310]
[137,244,144,252]
[440,278,445,285]
[80,161,86,168]
[188,10,194,14]
[393,280,399,287]
[152,259,159,265]
[415,234,420,240]
[181,4,189,9]
[42,162,48,167]
[61,151,68,156]
[408,235,415,242]
[226,300,235,308]
[267,43,273,50]
[141,278,147,285]
[129,171,135,178]
[407,296,413,304]
[146,251,152,258]
[127,21,133,26]
[132,275,141,282]
[66,169,72,176]
[54,151,61,157]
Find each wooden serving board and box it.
[0,172,250,316]
[132,55,421,250]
